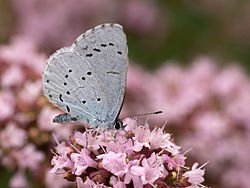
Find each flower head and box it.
[100,152,128,177]
[70,149,97,175]
[50,119,206,187]
[183,163,206,187]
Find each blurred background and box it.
[0,0,250,187]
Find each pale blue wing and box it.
[72,23,128,124]
[43,47,109,126]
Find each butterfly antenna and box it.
[123,110,163,119]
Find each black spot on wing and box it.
[66,105,70,112]
[93,48,101,52]
[59,94,63,102]
[86,53,93,57]
[106,71,120,75]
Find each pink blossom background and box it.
[0,0,250,187]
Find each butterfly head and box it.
[110,119,126,130]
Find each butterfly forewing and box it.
[73,23,128,123]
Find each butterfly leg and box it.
[53,113,78,123]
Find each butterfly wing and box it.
[72,23,128,124]
[43,47,109,126]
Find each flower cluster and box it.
[0,37,74,187]
[50,118,206,187]
[122,59,250,187]
[11,0,163,51]
[0,38,46,187]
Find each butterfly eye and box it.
[114,120,123,130]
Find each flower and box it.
[150,126,181,155]
[70,149,97,175]
[123,159,142,187]
[183,163,206,187]
[0,122,27,148]
[12,144,45,171]
[133,126,151,152]
[110,176,126,188]
[50,153,73,174]
[0,91,15,121]
[50,118,207,187]
[45,169,74,188]
[10,171,28,188]
[101,152,128,177]
[130,152,164,185]
[1,65,25,88]
[73,131,100,151]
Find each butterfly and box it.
[43,23,128,130]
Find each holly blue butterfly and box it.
[43,23,128,130]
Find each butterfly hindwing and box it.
[43,48,109,126]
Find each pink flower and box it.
[70,149,97,175]
[50,119,206,187]
[10,171,28,188]
[45,169,74,188]
[12,0,114,50]
[50,153,73,174]
[0,37,46,75]
[54,141,69,155]
[76,177,106,188]
[133,126,151,152]
[100,152,128,177]
[1,65,25,88]
[123,118,137,131]
[213,65,248,99]
[121,0,161,34]
[18,80,42,105]
[0,91,15,121]
[0,122,27,148]
[130,153,164,185]
[192,111,228,138]
[162,154,177,171]
[110,176,126,188]
[150,127,181,155]
[73,131,100,151]
[105,133,134,155]
[183,163,206,187]
[12,144,45,171]
[50,142,73,173]
[124,159,142,187]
